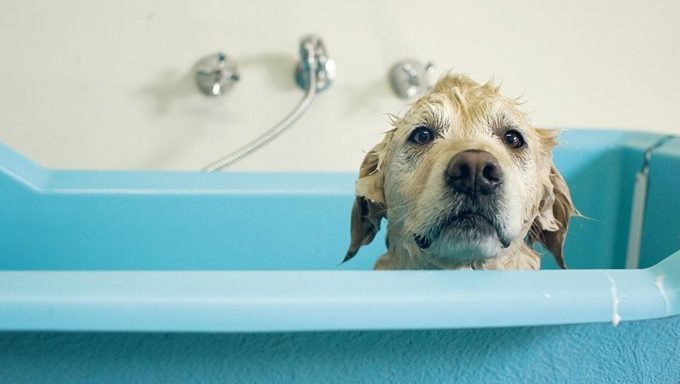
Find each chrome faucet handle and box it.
[195,52,240,97]
[389,59,435,99]
[295,35,336,93]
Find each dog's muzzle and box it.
[412,150,511,252]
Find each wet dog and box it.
[345,74,574,270]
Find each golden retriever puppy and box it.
[345,74,574,270]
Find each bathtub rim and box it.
[0,250,677,333]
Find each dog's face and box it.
[346,74,574,269]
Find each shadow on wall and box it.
[342,78,393,116]
[137,53,299,116]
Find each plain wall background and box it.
[0,0,678,170]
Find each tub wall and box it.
[640,137,680,268]
[0,0,679,171]
[0,131,667,270]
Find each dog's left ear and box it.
[529,129,575,269]
[343,132,393,263]
[531,163,575,269]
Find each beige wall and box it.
[0,0,678,170]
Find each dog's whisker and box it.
[388,206,419,228]
[386,199,417,212]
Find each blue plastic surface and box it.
[0,130,679,383]
[0,130,678,333]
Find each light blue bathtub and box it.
[0,130,679,383]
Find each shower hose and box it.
[203,56,318,172]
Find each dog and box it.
[344,74,574,270]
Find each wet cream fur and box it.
[345,74,574,270]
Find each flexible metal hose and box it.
[203,61,318,172]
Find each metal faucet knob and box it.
[195,52,240,97]
[295,35,335,93]
[389,59,435,99]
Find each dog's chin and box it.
[413,215,511,262]
[427,230,502,261]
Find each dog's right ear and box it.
[343,132,393,263]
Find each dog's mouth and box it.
[413,211,511,250]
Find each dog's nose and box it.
[446,150,503,195]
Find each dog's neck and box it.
[375,228,540,270]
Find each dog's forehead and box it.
[398,75,527,136]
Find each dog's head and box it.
[345,74,574,269]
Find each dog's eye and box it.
[503,130,525,149]
[408,126,435,145]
